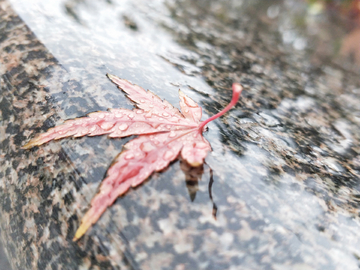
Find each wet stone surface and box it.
[1,0,360,269]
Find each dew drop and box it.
[140,99,145,103]
[125,152,134,160]
[162,112,169,117]
[118,123,128,131]
[196,142,208,149]
[156,161,167,170]
[98,113,105,119]
[81,128,89,135]
[163,150,173,160]
[115,113,123,118]
[89,126,97,132]
[170,117,179,123]
[100,122,115,130]
[132,176,143,187]
[184,108,189,113]
[185,97,198,107]
[166,125,171,129]
[136,110,143,114]
[100,186,112,194]
[169,131,176,138]
[149,104,154,108]
[141,142,156,152]
[128,113,134,119]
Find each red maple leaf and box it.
[23,74,242,240]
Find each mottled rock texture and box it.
[1,0,360,269]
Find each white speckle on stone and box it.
[174,242,192,254]
[158,218,174,236]
[220,232,234,248]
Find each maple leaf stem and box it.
[198,83,243,131]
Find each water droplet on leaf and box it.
[89,126,97,133]
[164,150,173,160]
[196,142,208,149]
[141,142,156,152]
[184,97,198,107]
[118,123,128,131]
[125,152,134,160]
[100,122,115,130]
[169,131,176,138]
[80,128,89,135]
[170,117,179,123]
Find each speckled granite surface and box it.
[1,0,360,269]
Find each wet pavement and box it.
[1,0,360,269]
[0,229,11,270]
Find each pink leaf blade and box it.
[180,130,211,166]
[178,90,202,123]
[73,132,185,240]
[107,74,183,118]
[73,179,132,241]
[22,108,198,149]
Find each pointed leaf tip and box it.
[21,142,32,150]
[21,138,40,149]
[106,73,117,82]
[73,222,91,241]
